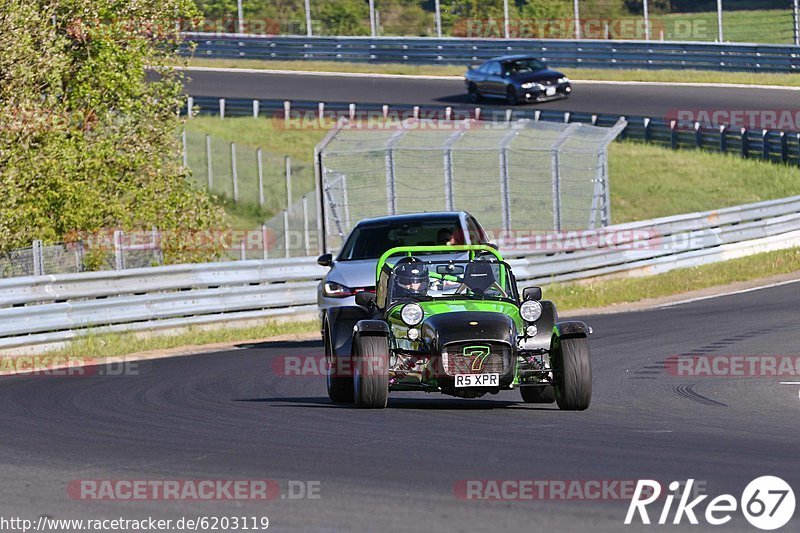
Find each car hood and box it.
[325,259,377,289]
[512,68,564,83]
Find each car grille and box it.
[441,342,511,376]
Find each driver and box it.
[392,259,430,299]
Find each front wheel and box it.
[353,335,390,409]
[552,337,592,411]
[468,83,482,103]
[520,385,555,404]
[506,86,519,106]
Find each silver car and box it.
[316,212,491,323]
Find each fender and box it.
[353,320,391,338]
[554,320,592,340]
[525,300,558,351]
[325,306,371,357]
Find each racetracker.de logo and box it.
[665,355,800,378]
[67,480,321,501]
[453,480,661,501]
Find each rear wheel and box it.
[520,385,555,404]
[325,323,353,404]
[353,335,390,409]
[552,337,592,411]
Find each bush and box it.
[0,0,228,264]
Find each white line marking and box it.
[657,278,800,309]
[180,66,800,91]
[779,382,800,385]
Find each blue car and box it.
[464,55,572,105]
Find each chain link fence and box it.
[316,117,625,253]
[191,1,800,45]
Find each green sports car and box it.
[322,245,592,410]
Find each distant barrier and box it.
[183,34,800,73]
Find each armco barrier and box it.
[2,195,800,351]
[186,98,800,165]
[183,34,800,73]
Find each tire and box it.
[520,385,556,404]
[353,335,390,409]
[506,86,519,106]
[552,337,592,411]
[468,83,482,103]
[325,322,354,404]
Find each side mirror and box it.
[487,242,499,250]
[355,291,377,309]
[317,253,333,267]
[523,287,543,301]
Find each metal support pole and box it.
[285,156,292,209]
[113,230,124,270]
[237,0,244,33]
[794,0,800,46]
[434,0,442,38]
[550,123,580,231]
[442,129,466,211]
[302,195,311,256]
[219,98,225,119]
[384,127,407,216]
[498,122,525,233]
[304,0,312,37]
[369,0,376,37]
[262,224,269,260]
[643,0,650,41]
[32,240,44,276]
[252,99,259,118]
[257,148,265,206]
[205,135,213,190]
[283,210,290,258]
[716,0,724,42]
[503,0,510,39]
[181,130,188,168]
[186,96,194,118]
[231,143,239,203]
[573,0,581,39]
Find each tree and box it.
[0,0,227,264]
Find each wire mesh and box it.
[318,118,624,251]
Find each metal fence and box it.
[315,117,625,252]
[184,34,800,72]
[185,1,800,45]
[3,194,800,351]
[186,97,800,166]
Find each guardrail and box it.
[3,195,800,351]
[186,97,800,165]
[184,34,800,73]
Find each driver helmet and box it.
[393,258,429,298]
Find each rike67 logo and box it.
[625,477,795,530]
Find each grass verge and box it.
[547,247,800,310]
[38,247,800,360]
[50,319,318,358]
[186,57,800,87]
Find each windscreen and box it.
[337,219,465,261]
[387,259,516,305]
[505,58,546,73]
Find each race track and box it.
[182,69,800,118]
[2,281,799,532]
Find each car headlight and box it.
[323,281,355,298]
[401,303,424,326]
[521,82,537,89]
[520,300,543,322]
[558,77,570,84]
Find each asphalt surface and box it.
[183,69,800,118]
[1,282,799,532]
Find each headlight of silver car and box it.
[520,300,543,322]
[401,303,424,326]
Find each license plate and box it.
[546,87,557,96]
[455,373,499,387]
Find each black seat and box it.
[462,262,496,296]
